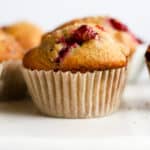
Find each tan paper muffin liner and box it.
[22,67,127,118]
[0,60,27,99]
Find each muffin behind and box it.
[3,21,43,52]
[0,21,42,99]
[0,30,26,99]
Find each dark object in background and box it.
[0,61,27,100]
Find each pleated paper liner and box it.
[23,67,127,118]
[0,60,27,99]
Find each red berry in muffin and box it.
[108,18,128,32]
[108,17,143,45]
[72,25,97,44]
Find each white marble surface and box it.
[0,84,150,139]
[0,84,150,149]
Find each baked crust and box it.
[47,16,141,57]
[23,20,129,71]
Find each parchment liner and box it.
[23,67,127,118]
[0,60,27,99]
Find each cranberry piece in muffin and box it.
[108,17,143,44]
[108,18,129,32]
[55,43,79,63]
[72,25,97,44]
[129,32,143,44]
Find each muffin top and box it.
[145,45,150,61]
[52,16,142,57]
[2,21,42,51]
[23,21,129,71]
[0,30,24,62]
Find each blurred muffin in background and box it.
[3,21,43,52]
[0,29,25,99]
[0,21,43,99]
[0,29,23,62]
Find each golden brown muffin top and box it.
[50,16,142,57]
[3,21,42,51]
[23,21,129,71]
[0,30,24,62]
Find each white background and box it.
[1,0,149,82]
[0,0,149,42]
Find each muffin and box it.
[0,30,20,79]
[23,21,129,118]
[0,29,26,98]
[0,30,23,61]
[0,22,42,99]
[3,21,42,51]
